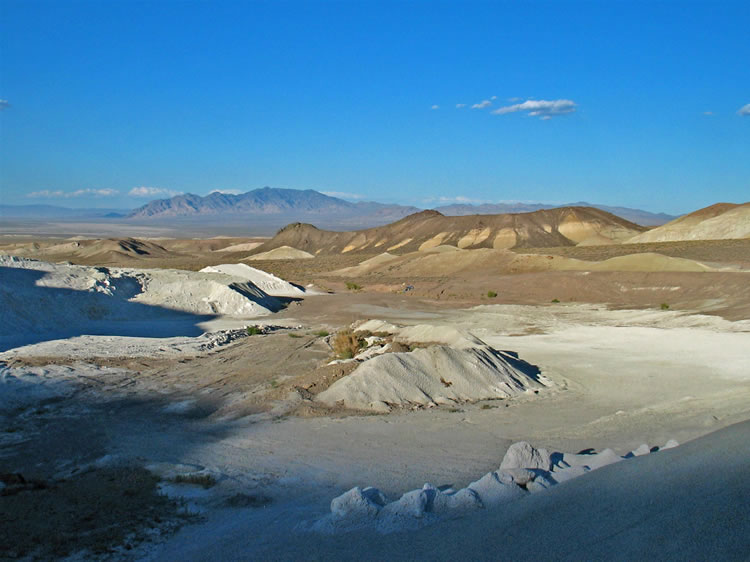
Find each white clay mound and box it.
[0,256,281,337]
[316,344,546,412]
[200,263,306,297]
[313,439,679,534]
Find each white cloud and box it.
[492,99,577,119]
[431,104,440,110]
[703,111,714,116]
[472,100,492,109]
[209,189,243,195]
[321,191,366,200]
[27,188,119,198]
[490,95,497,100]
[738,103,750,116]
[422,195,487,204]
[0,100,10,111]
[128,186,183,197]
[456,103,466,108]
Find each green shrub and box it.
[345,281,362,291]
[312,330,329,337]
[246,325,263,336]
[487,291,497,298]
[332,329,366,359]
[551,298,560,303]
[660,303,670,310]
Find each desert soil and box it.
[1,236,749,559]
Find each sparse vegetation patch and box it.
[332,329,367,359]
[171,473,217,489]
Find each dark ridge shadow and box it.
[276,296,305,308]
[550,452,566,468]
[496,349,543,382]
[0,266,221,352]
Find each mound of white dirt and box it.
[245,246,314,260]
[313,439,679,534]
[0,256,281,338]
[316,343,546,412]
[200,263,306,297]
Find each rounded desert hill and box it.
[626,202,750,244]
[248,207,646,256]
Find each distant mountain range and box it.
[127,188,676,226]
[0,204,128,219]
[1,188,677,228]
[126,188,420,223]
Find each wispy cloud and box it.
[0,100,10,111]
[321,191,366,200]
[492,99,577,119]
[431,104,440,110]
[27,188,118,198]
[128,186,183,197]
[490,95,497,100]
[703,111,714,116]
[422,195,487,204]
[472,100,492,109]
[738,103,750,116]
[456,103,466,108]
[209,189,243,195]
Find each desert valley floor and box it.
[1,220,749,560]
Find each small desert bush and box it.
[312,330,329,337]
[487,290,497,298]
[246,325,263,336]
[551,298,560,303]
[345,281,362,291]
[288,333,303,338]
[660,303,670,310]
[332,329,366,359]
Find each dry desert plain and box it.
[1,213,750,560]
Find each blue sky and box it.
[1,0,748,215]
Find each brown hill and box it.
[626,202,750,244]
[250,207,646,256]
[9,237,176,263]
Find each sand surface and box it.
[2,243,749,559]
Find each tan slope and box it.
[626,202,750,243]
[17,238,175,261]
[329,249,716,278]
[250,207,646,256]
[245,245,314,260]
